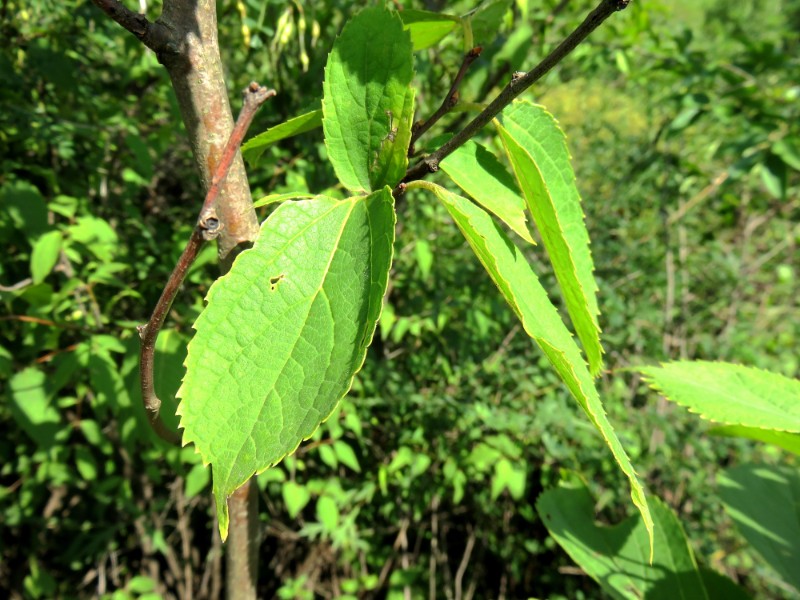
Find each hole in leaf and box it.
[269,274,285,291]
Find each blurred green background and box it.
[1,0,798,598]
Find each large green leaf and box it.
[636,361,800,432]
[178,189,395,539]
[418,182,653,555]
[718,464,800,592]
[440,140,535,244]
[497,100,603,375]
[322,8,415,193]
[397,9,460,51]
[537,478,749,600]
[241,108,322,165]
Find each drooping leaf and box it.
[497,101,603,375]
[537,477,748,600]
[178,188,395,540]
[397,9,460,51]
[718,464,800,592]
[709,425,800,456]
[241,108,322,165]
[322,8,415,193]
[636,361,800,432]
[422,182,653,555]
[440,140,535,244]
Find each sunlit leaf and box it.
[420,182,652,555]
[637,361,800,432]
[497,101,603,375]
[322,7,414,192]
[178,189,394,540]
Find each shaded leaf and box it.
[537,477,745,600]
[498,101,603,375]
[718,464,800,592]
[709,425,800,456]
[322,8,414,192]
[178,189,395,540]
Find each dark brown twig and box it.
[400,0,630,186]
[409,46,483,150]
[137,83,275,445]
[90,0,173,55]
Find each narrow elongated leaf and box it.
[241,108,322,165]
[397,9,460,50]
[497,100,603,375]
[719,464,800,592]
[537,478,747,600]
[178,189,395,539]
[322,8,414,193]
[440,140,535,244]
[637,361,800,432]
[422,183,653,555]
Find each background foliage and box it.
[1,0,798,598]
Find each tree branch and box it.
[401,0,630,185]
[137,83,274,446]
[90,0,173,55]
[409,46,483,151]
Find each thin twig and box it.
[410,46,483,150]
[137,83,275,445]
[400,0,630,186]
[0,277,32,292]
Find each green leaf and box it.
[440,140,535,244]
[283,481,311,519]
[316,495,339,531]
[709,425,800,456]
[636,361,800,432]
[68,216,118,262]
[537,478,746,600]
[333,440,361,473]
[8,367,65,450]
[397,9,460,51]
[497,101,603,375]
[760,153,787,199]
[421,182,652,556]
[491,458,525,500]
[467,0,512,45]
[773,137,800,171]
[178,189,395,540]
[322,8,415,193]
[1,181,49,238]
[184,463,211,499]
[718,464,800,592]
[30,230,62,284]
[253,192,316,209]
[241,108,323,165]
